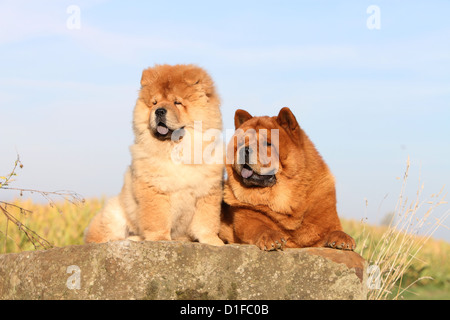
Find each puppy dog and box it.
[84,64,224,246]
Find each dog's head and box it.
[135,64,221,142]
[227,107,303,188]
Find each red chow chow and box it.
[220,107,355,251]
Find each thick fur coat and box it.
[219,108,355,251]
[84,64,224,245]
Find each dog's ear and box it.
[184,65,209,85]
[276,107,301,141]
[140,66,158,87]
[183,65,216,98]
[234,109,253,129]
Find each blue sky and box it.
[0,1,449,240]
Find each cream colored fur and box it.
[84,64,224,246]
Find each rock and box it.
[0,241,367,300]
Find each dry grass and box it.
[342,158,449,300]
[1,155,85,252]
[0,198,102,253]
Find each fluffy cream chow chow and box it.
[84,64,224,246]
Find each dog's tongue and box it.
[241,167,253,179]
[157,125,169,135]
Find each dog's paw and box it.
[325,230,356,251]
[198,234,225,246]
[255,230,288,251]
[127,235,143,242]
[205,237,225,246]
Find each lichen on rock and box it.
[0,241,367,300]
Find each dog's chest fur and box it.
[168,189,196,239]
[130,143,223,239]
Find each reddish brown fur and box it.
[220,107,355,251]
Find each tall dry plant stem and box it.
[367,157,448,300]
[1,155,84,252]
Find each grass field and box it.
[1,197,448,300]
[341,219,450,300]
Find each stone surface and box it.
[0,241,367,300]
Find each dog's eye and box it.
[174,101,182,106]
[153,100,157,105]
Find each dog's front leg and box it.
[133,180,172,241]
[189,186,224,246]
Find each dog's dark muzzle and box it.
[151,108,172,140]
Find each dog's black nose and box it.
[244,146,251,162]
[155,108,167,117]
